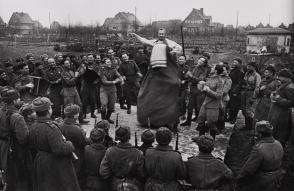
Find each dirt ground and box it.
[81,104,234,161]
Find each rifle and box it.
[115,113,119,129]
[180,25,185,57]
[175,133,179,151]
[134,131,138,148]
[147,117,151,129]
[94,118,97,128]
[60,105,64,119]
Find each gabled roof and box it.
[248,27,292,35]
[33,20,43,28]
[8,12,34,25]
[183,8,210,25]
[103,12,143,27]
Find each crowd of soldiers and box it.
[0,28,294,191]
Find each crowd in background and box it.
[0,38,294,191]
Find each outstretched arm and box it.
[129,33,155,47]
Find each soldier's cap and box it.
[32,97,53,112]
[20,103,34,117]
[115,125,131,141]
[90,128,106,142]
[64,103,80,117]
[156,127,172,145]
[202,52,210,60]
[255,120,273,134]
[25,53,33,59]
[141,129,155,143]
[1,88,20,103]
[95,120,110,131]
[278,68,292,79]
[198,56,208,64]
[193,135,215,150]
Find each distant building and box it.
[246,27,292,54]
[182,8,223,34]
[103,12,143,32]
[50,21,62,31]
[152,20,182,31]
[8,12,34,35]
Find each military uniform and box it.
[0,104,31,191]
[241,71,261,129]
[227,67,244,123]
[29,97,80,191]
[100,66,122,121]
[59,117,88,187]
[83,128,109,191]
[144,146,186,191]
[44,66,63,118]
[183,64,210,125]
[197,74,224,137]
[186,153,233,190]
[119,60,140,110]
[99,142,145,191]
[237,137,284,191]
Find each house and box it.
[152,20,182,32]
[246,27,292,54]
[103,12,143,32]
[182,8,222,34]
[50,21,62,31]
[8,12,34,35]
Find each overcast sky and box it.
[0,0,293,27]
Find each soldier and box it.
[186,135,233,190]
[255,65,279,121]
[44,58,63,118]
[144,127,186,191]
[95,120,116,148]
[178,55,189,120]
[181,56,210,126]
[83,128,109,191]
[14,63,34,103]
[138,129,155,155]
[100,126,145,191]
[0,88,32,191]
[134,46,149,79]
[227,58,244,124]
[240,62,261,130]
[4,61,17,87]
[29,97,80,191]
[59,103,88,188]
[268,68,294,148]
[61,60,89,124]
[25,53,35,74]
[119,53,142,114]
[100,58,124,123]
[79,55,100,119]
[237,121,284,191]
[197,64,224,138]
[0,69,9,87]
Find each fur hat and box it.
[256,120,273,134]
[90,128,106,142]
[141,129,155,143]
[115,126,131,142]
[278,68,292,79]
[32,97,52,112]
[64,103,80,117]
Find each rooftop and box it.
[248,27,292,35]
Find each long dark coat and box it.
[228,67,244,109]
[237,137,284,191]
[29,116,80,191]
[268,81,294,146]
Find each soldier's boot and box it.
[106,111,114,124]
[127,106,131,114]
[101,109,107,120]
[79,112,89,125]
[181,111,192,126]
[245,117,253,130]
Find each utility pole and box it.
[235,10,239,41]
[268,14,271,26]
[135,7,137,32]
[49,12,51,29]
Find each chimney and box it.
[200,8,204,15]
